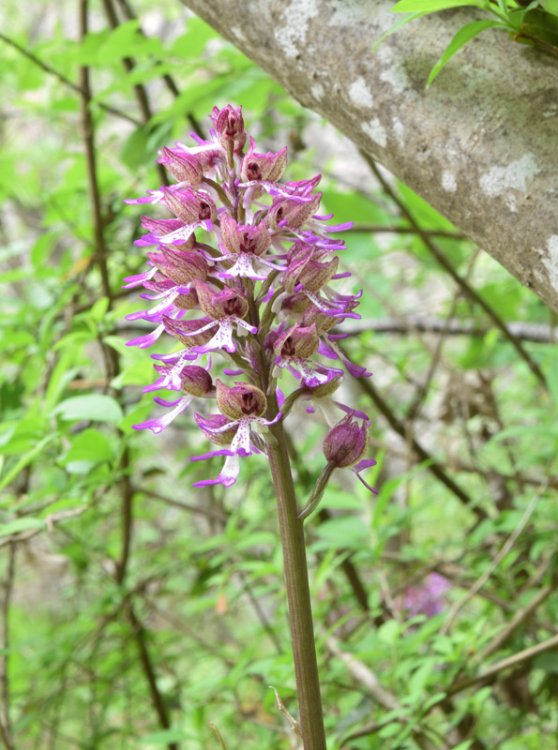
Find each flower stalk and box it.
[267,419,327,750]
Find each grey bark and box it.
[180,0,558,312]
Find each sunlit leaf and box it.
[53,395,123,424]
[427,19,501,86]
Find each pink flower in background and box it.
[403,573,451,618]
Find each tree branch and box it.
[342,316,558,344]
[0,32,141,126]
[179,0,558,313]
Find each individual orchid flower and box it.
[183,282,258,353]
[191,382,280,487]
[125,249,208,323]
[215,214,279,280]
[134,364,214,434]
[270,323,342,387]
[323,415,378,494]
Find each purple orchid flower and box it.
[124,105,377,489]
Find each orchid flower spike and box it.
[124,104,377,491]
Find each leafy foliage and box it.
[380,0,558,86]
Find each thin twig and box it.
[326,636,398,710]
[442,484,544,633]
[78,0,121,385]
[0,506,89,549]
[450,631,558,695]
[343,627,558,745]
[476,559,556,661]
[406,251,479,422]
[0,32,141,126]
[78,3,177,746]
[132,485,228,523]
[341,316,558,344]
[209,722,228,750]
[78,29,114,309]
[350,224,465,239]
[112,0,203,136]
[329,635,437,749]
[126,600,178,748]
[362,154,547,388]
[100,0,169,185]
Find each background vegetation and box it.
[1,1,557,748]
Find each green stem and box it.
[298,463,335,521]
[202,177,233,211]
[266,419,327,750]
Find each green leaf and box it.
[168,18,216,59]
[0,518,44,537]
[0,435,57,491]
[53,395,123,424]
[452,741,474,750]
[427,20,501,87]
[61,429,114,465]
[520,7,558,46]
[533,651,558,673]
[121,126,153,170]
[392,0,483,12]
[543,0,558,18]
[373,11,425,51]
[378,619,401,645]
[313,516,370,551]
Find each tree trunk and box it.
[180,0,558,312]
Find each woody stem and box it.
[266,417,327,750]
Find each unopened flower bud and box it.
[159,147,203,186]
[274,324,319,360]
[180,366,214,397]
[163,188,216,224]
[323,416,368,468]
[216,380,267,420]
[220,214,270,256]
[211,105,246,152]
[195,281,249,320]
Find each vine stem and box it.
[266,419,326,750]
